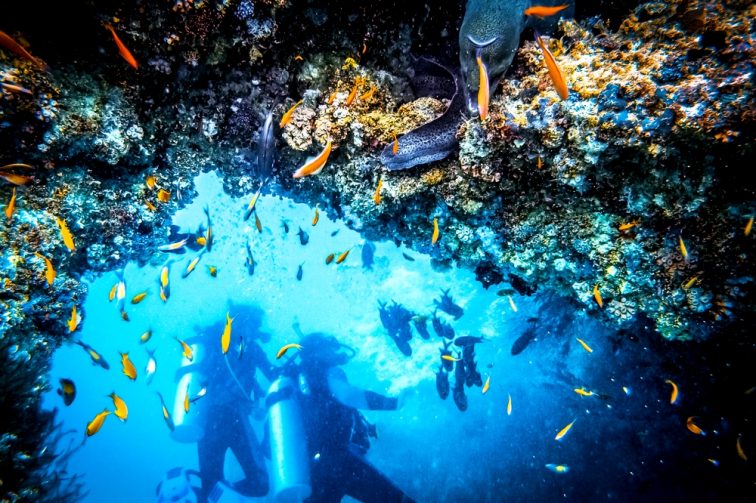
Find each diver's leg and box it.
[304,452,347,503]
[229,412,269,497]
[343,453,415,503]
[197,420,226,503]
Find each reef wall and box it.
[0,0,753,499]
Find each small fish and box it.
[158,238,187,252]
[618,220,640,232]
[56,217,76,252]
[104,24,138,69]
[346,82,360,106]
[177,337,193,361]
[0,82,33,95]
[245,242,255,276]
[221,312,234,354]
[131,291,147,304]
[679,235,688,260]
[686,416,705,436]
[576,337,593,353]
[296,263,304,281]
[145,348,157,385]
[325,253,335,265]
[110,392,128,421]
[402,252,415,262]
[745,216,753,237]
[121,353,137,381]
[0,172,33,185]
[441,354,461,362]
[707,458,720,467]
[159,283,169,303]
[57,378,76,406]
[297,227,309,245]
[392,132,399,155]
[573,387,595,397]
[0,31,45,68]
[244,186,262,221]
[476,51,489,121]
[507,295,518,313]
[555,419,576,441]
[336,249,351,264]
[280,99,304,128]
[254,211,263,233]
[327,91,337,105]
[544,464,570,474]
[342,57,358,70]
[196,235,207,247]
[537,156,543,170]
[145,199,157,211]
[524,4,570,18]
[156,392,175,431]
[190,387,207,404]
[360,86,377,101]
[160,264,170,289]
[145,175,157,189]
[682,275,699,290]
[67,305,81,332]
[293,140,332,178]
[182,252,204,278]
[183,383,190,413]
[507,393,512,416]
[34,252,55,286]
[736,436,748,461]
[294,54,304,61]
[207,265,217,277]
[535,33,569,100]
[665,379,679,404]
[139,329,153,344]
[116,270,127,303]
[109,284,118,302]
[622,386,632,396]
[482,375,491,394]
[312,206,320,226]
[593,284,603,308]
[121,310,130,322]
[373,177,383,205]
[276,343,303,359]
[202,205,213,251]
[86,409,111,437]
[157,189,170,203]
[5,187,16,220]
[431,218,439,245]
[75,341,110,370]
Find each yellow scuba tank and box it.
[266,376,311,502]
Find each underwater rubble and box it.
[0,0,754,499]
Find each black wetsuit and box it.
[198,341,276,502]
[300,365,415,503]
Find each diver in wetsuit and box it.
[294,333,415,503]
[196,305,277,503]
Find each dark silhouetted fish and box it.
[282,221,290,233]
[296,263,303,281]
[389,333,412,357]
[434,288,464,320]
[331,229,339,237]
[361,241,376,270]
[454,336,485,347]
[511,326,537,355]
[245,242,255,276]
[57,378,76,406]
[413,316,430,340]
[432,311,455,339]
[440,340,454,372]
[378,300,414,342]
[75,341,110,370]
[256,107,275,181]
[402,252,415,262]
[436,367,449,400]
[297,227,309,245]
[453,359,468,411]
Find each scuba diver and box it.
[194,304,278,503]
[269,331,415,503]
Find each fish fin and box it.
[467,35,498,48]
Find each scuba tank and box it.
[171,338,207,443]
[155,467,200,503]
[266,377,311,502]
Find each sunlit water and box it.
[42,171,681,502]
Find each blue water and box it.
[42,171,700,502]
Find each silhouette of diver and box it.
[291,331,416,503]
[195,304,277,502]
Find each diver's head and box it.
[299,332,356,368]
[227,302,271,342]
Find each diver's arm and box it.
[327,367,399,410]
[254,343,278,381]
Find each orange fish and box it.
[431,218,440,245]
[0,172,32,185]
[555,418,576,441]
[618,220,640,232]
[524,4,570,18]
[255,211,263,233]
[131,291,147,304]
[392,132,399,155]
[294,54,304,61]
[0,30,46,69]
[686,416,705,436]
[507,393,512,415]
[346,82,360,106]
[67,305,81,332]
[312,206,320,226]
[373,177,383,205]
[176,337,194,361]
[104,24,138,70]
[85,409,111,437]
[325,253,335,265]
[336,249,351,264]
[327,91,338,105]
[293,140,332,178]
[157,189,170,203]
[5,187,16,220]
[0,82,33,95]
[576,337,593,353]
[482,375,491,394]
[665,379,679,404]
[537,156,543,170]
[737,435,748,461]
[56,217,76,252]
[535,33,569,100]
[593,284,603,308]
[280,99,303,128]
[745,216,753,237]
[35,252,56,286]
[476,53,489,121]
[360,86,376,101]
[121,352,137,380]
[146,175,157,189]
[679,235,689,260]
[145,199,156,211]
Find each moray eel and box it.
[381,1,572,171]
